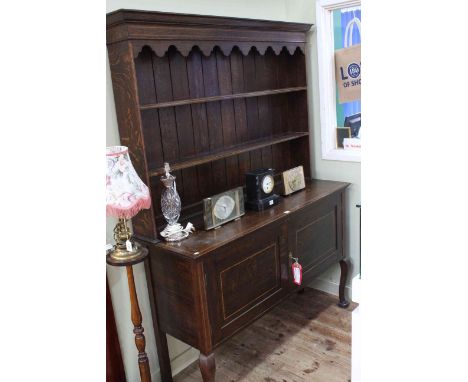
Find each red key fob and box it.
[292,260,302,285]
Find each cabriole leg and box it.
[338,259,350,308]
[199,352,216,382]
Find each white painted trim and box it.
[351,274,362,381]
[171,347,200,377]
[352,304,361,382]
[147,347,199,382]
[351,273,361,303]
[316,0,361,162]
[323,148,361,162]
[307,277,352,298]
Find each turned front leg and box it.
[338,259,350,308]
[199,352,215,382]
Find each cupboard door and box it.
[206,221,289,344]
[288,192,344,286]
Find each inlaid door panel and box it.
[220,243,278,320]
[205,221,289,344]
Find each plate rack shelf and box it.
[148,131,309,177]
[140,86,307,110]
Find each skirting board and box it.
[150,346,200,382]
[308,277,352,299]
[171,347,200,377]
[351,274,362,381]
[351,274,361,303]
[352,304,361,382]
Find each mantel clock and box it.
[245,168,280,211]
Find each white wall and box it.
[106,1,360,381]
[106,0,289,20]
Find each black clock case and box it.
[245,168,280,211]
[246,194,281,211]
[246,168,274,200]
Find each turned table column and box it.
[107,247,151,382]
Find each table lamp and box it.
[106,146,151,263]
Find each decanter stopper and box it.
[161,162,175,189]
[164,162,170,177]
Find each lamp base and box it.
[107,242,148,266]
[107,218,149,266]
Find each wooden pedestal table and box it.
[107,247,152,382]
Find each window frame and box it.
[316,0,361,162]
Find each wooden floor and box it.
[174,288,356,382]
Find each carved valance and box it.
[131,40,305,58]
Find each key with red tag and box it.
[291,256,302,285]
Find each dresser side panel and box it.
[107,41,157,238]
[146,247,201,349]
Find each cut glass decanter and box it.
[160,163,188,241]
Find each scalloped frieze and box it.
[286,45,300,55]
[132,40,305,59]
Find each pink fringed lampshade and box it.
[106,146,151,219]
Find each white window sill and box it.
[322,148,361,162]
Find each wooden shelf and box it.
[148,131,309,177]
[140,86,307,110]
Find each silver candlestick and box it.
[160,163,192,241]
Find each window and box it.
[317,0,361,162]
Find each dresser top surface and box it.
[106,9,312,31]
[155,179,349,259]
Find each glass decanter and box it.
[160,163,187,241]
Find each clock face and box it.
[214,195,235,220]
[262,175,274,194]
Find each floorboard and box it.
[173,287,356,382]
